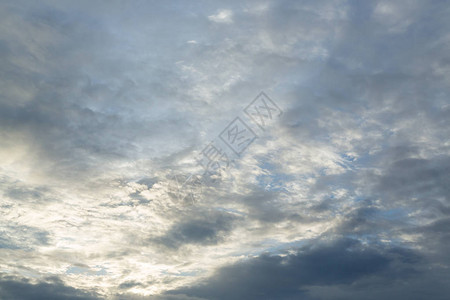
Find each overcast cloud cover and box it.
[0,0,449,299]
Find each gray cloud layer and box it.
[0,0,449,299]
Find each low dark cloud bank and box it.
[167,238,434,300]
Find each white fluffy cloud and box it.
[208,9,233,23]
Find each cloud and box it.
[0,0,449,298]
[0,275,101,300]
[153,211,238,249]
[167,238,423,300]
[208,10,233,24]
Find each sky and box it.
[0,0,449,299]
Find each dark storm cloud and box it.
[3,185,47,203]
[0,224,49,250]
[238,187,317,224]
[118,281,146,290]
[376,157,450,205]
[0,275,101,300]
[167,238,422,300]
[281,0,450,150]
[154,211,237,249]
[0,0,204,181]
[238,188,286,223]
